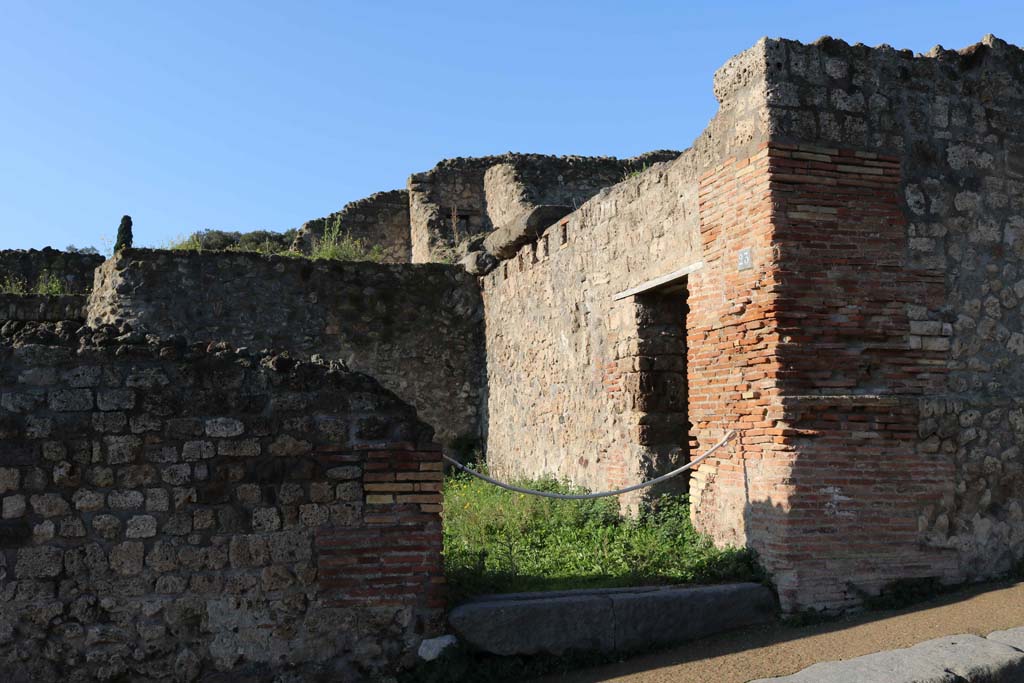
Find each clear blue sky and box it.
[1,1,1020,251]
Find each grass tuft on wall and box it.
[0,270,72,296]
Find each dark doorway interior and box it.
[634,280,691,494]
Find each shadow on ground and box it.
[533,579,1024,683]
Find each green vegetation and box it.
[162,228,299,255]
[308,224,385,262]
[622,162,650,180]
[0,271,71,296]
[0,276,27,295]
[405,476,762,682]
[443,470,762,603]
[164,233,204,251]
[161,226,386,263]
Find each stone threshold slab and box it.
[448,582,776,656]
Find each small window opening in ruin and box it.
[633,280,692,495]
[448,207,472,243]
[560,223,568,245]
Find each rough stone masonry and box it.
[2,30,1024,678]
[0,321,444,680]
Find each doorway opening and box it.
[634,279,692,495]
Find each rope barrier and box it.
[442,430,736,500]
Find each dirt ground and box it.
[538,581,1024,683]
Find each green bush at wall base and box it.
[443,471,762,603]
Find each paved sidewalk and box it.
[541,581,1024,683]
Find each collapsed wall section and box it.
[86,250,485,449]
[291,189,412,263]
[410,152,680,264]
[0,321,444,680]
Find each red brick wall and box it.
[688,145,789,550]
[316,444,445,611]
[689,144,959,612]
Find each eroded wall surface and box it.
[769,35,1024,608]
[0,321,444,680]
[86,250,484,448]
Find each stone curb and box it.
[750,626,1024,683]
[448,582,776,656]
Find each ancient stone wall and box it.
[685,36,1024,610]
[480,42,771,502]
[291,190,411,263]
[86,250,484,449]
[0,249,104,294]
[748,35,1024,609]
[409,158,494,263]
[482,164,532,232]
[686,144,960,612]
[409,152,679,264]
[481,35,1024,611]
[0,294,88,323]
[0,321,444,680]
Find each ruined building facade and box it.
[1,33,1023,678]
[481,34,1024,612]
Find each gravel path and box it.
[539,581,1024,683]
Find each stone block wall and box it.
[0,294,88,323]
[0,321,443,680]
[0,249,104,294]
[409,152,680,264]
[291,189,411,263]
[86,249,484,449]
